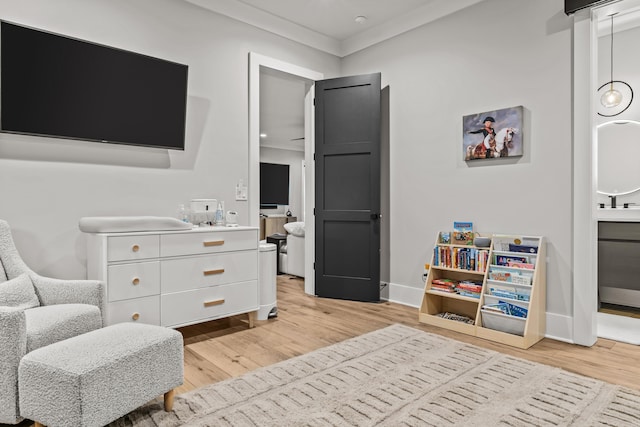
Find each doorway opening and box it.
[248,53,323,296]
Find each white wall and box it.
[259,147,304,218]
[0,0,340,279]
[341,0,575,335]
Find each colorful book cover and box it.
[458,290,481,299]
[496,255,528,266]
[453,222,473,232]
[453,231,474,246]
[508,243,538,254]
[483,303,510,315]
[498,301,528,318]
[507,261,535,269]
[489,271,511,282]
[439,232,451,244]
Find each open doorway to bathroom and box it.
[593,1,640,344]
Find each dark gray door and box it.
[314,73,381,302]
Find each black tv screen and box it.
[260,162,290,208]
[565,0,613,14]
[0,21,188,150]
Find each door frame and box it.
[248,52,323,295]
[572,9,598,346]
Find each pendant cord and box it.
[610,14,614,91]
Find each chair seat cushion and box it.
[24,304,102,352]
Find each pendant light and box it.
[597,13,633,117]
[601,14,622,108]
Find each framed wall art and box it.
[463,106,523,161]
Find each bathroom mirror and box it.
[597,120,640,195]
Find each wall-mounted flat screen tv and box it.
[0,21,188,150]
[260,162,290,209]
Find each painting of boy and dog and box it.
[463,106,523,161]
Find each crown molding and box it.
[185,0,484,58]
[184,0,341,56]
[341,0,485,57]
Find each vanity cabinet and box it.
[85,226,259,328]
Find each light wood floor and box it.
[8,275,639,427]
[600,302,640,319]
[176,275,640,394]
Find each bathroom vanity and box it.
[598,215,640,309]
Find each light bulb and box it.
[601,88,623,108]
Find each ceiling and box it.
[260,68,310,152]
[185,0,485,57]
[183,0,485,152]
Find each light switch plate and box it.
[236,184,248,201]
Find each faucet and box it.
[608,195,617,208]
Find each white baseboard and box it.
[382,283,576,345]
[383,282,422,308]
[545,312,573,344]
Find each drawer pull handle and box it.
[203,268,225,276]
[132,312,140,321]
[203,240,224,247]
[132,244,140,252]
[204,299,225,307]
[132,277,140,285]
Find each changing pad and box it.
[79,216,192,233]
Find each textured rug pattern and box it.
[109,324,640,426]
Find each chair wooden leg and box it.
[164,389,175,412]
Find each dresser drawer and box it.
[108,261,160,302]
[161,251,258,293]
[108,235,159,261]
[160,230,257,257]
[161,280,258,327]
[107,295,160,326]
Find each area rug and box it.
[109,324,640,426]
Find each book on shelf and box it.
[458,290,481,299]
[508,243,538,254]
[433,246,489,272]
[439,232,451,244]
[453,222,473,232]
[488,267,533,285]
[482,302,528,318]
[452,221,474,245]
[436,312,474,324]
[457,280,483,293]
[507,261,535,269]
[510,273,532,286]
[488,270,511,281]
[432,278,457,285]
[431,286,456,293]
[452,232,474,246]
[495,255,528,266]
[488,284,531,301]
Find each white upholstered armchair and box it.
[0,219,106,424]
[279,222,305,277]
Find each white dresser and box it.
[85,226,259,328]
